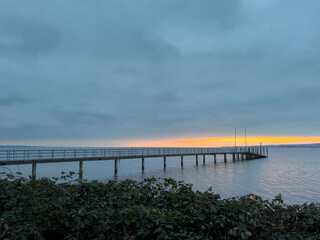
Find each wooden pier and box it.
[0,147,268,180]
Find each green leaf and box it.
[245,230,252,237]
[228,229,237,236]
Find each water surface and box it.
[2,147,320,204]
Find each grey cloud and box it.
[53,109,116,126]
[0,22,60,57]
[153,90,181,105]
[164,0,244,30]
[0,0,320,144]
[0,95,29,106]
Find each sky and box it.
[1,0,320,147]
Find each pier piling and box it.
[114,159,118,174]
[79,161,83,181]
[142,158,145,171]
[32,163,36,179]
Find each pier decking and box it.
[0,147,268,180]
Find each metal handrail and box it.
[0,147,267,162]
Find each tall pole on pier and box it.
[245,127,247,147]
[235,128,237,148]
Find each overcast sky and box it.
[1,0,320,146]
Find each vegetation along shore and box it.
[1,172,319,239]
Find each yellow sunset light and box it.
[115,136,320,148]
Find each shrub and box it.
[0,172,319,239]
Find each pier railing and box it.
[0,147,266,163]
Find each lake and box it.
[1,147,319,205]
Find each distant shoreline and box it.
[266,143,320,148]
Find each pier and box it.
[0,147,268,180]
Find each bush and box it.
[0,172,319,239]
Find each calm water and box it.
[1,147,320,205]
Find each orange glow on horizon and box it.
[115,136,320,148]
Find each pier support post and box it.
[232,153,235,161]
[241,154,244,160]
[181,156,183,167]
[114,159,118,175]
[163,156,166,168]
[265,147,267,156]
[203,155,205,164]
[196,155,198,166]
[237,153,240,160]
[266,148,268,157]
[142,158,145,171]
[214,154,216,163]
[32,163,37,179]
[224,154,227,163]
[79,161,83,181]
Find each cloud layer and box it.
[1,0,320,145]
